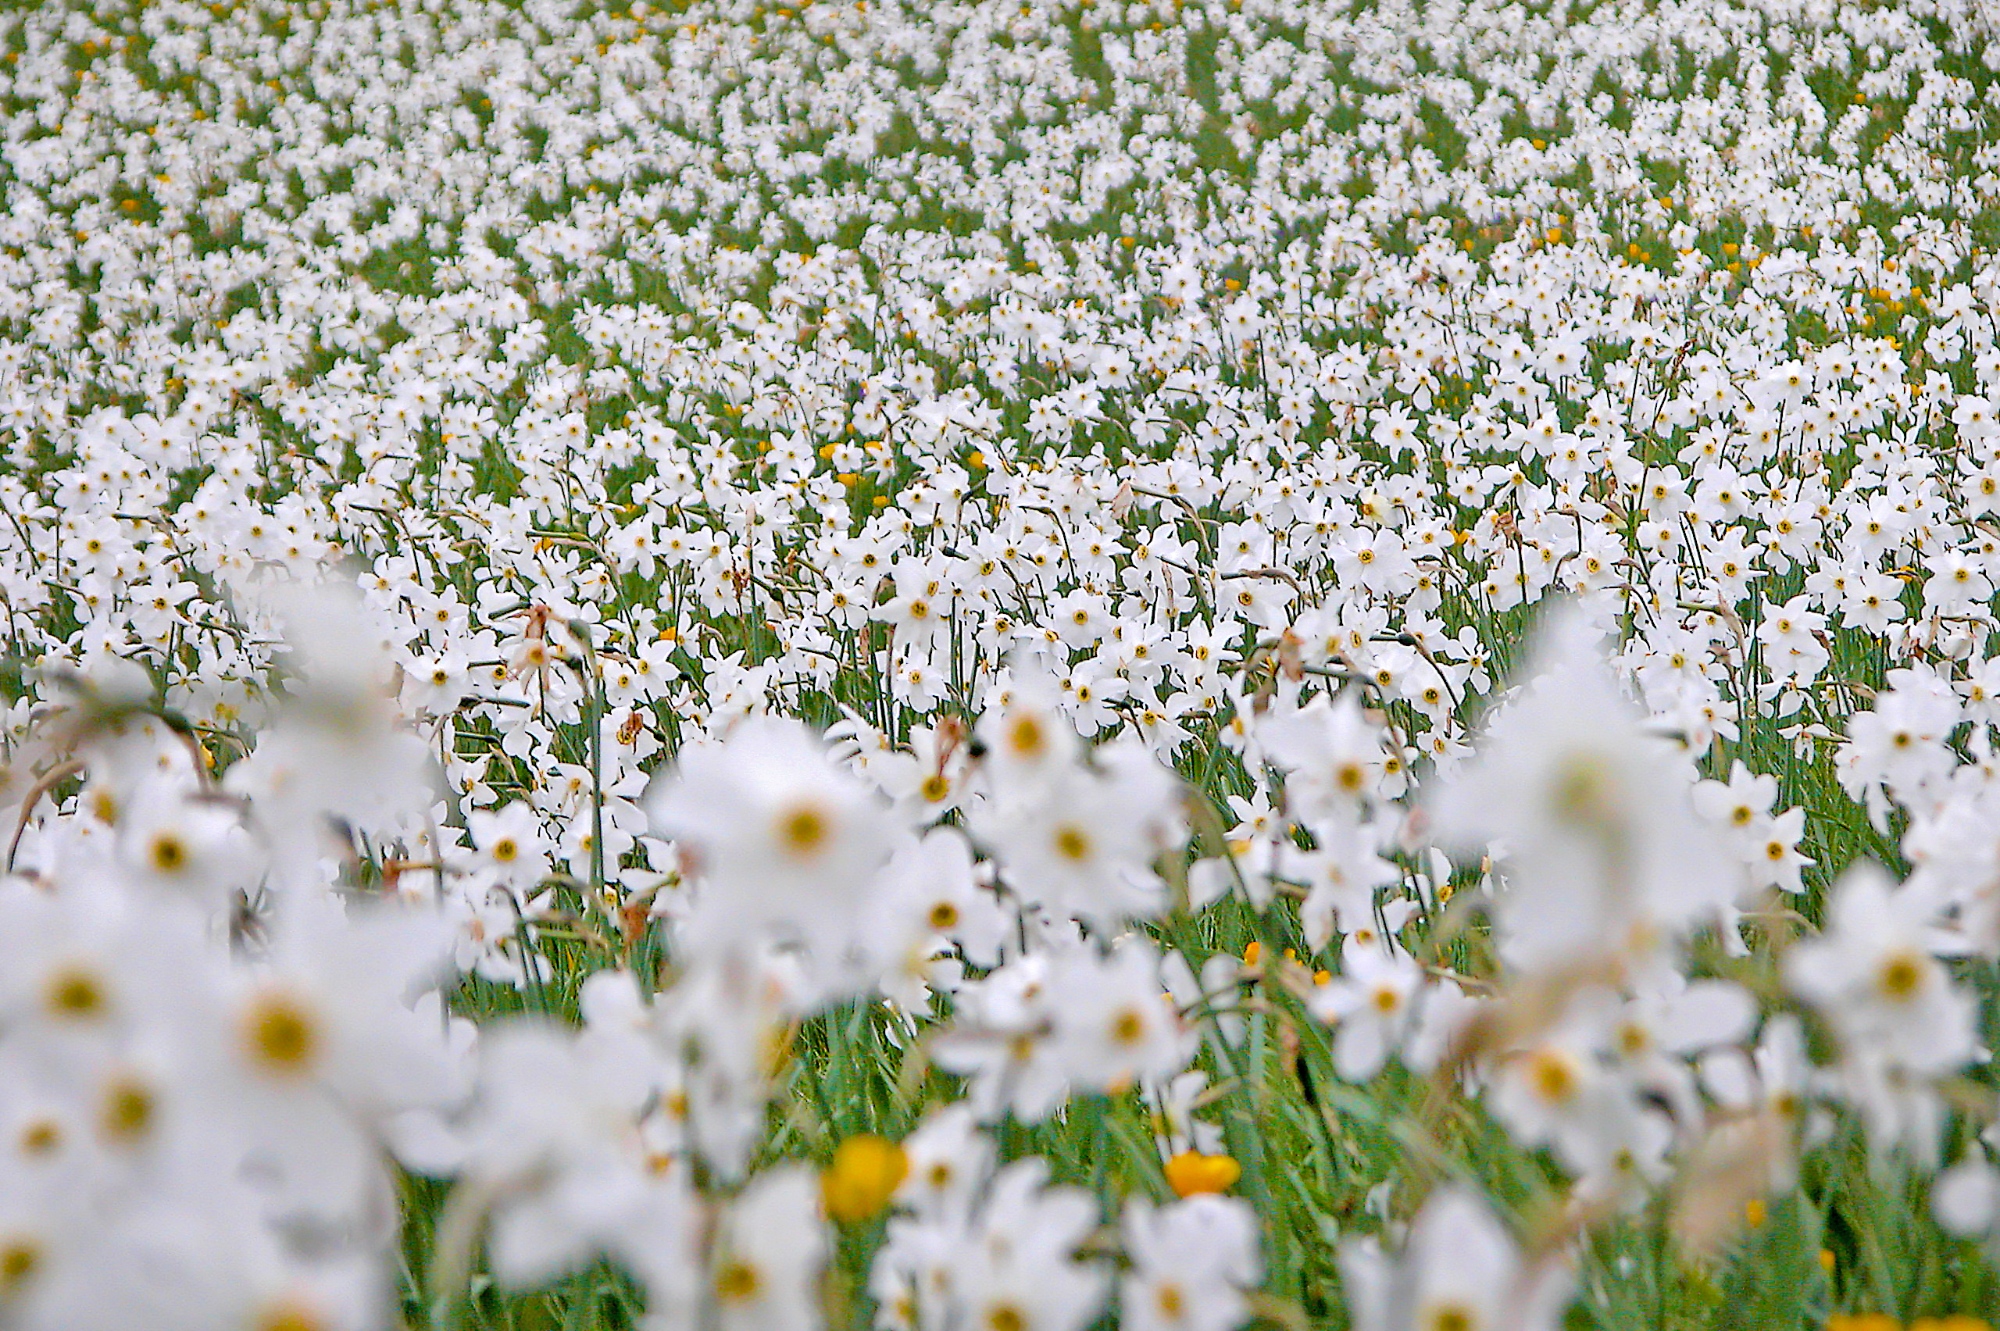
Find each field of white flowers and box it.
[4,0,2000,1325]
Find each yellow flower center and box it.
[257,1304,329,1331]
[1877,951,1924,1003]
[986,1304,1026,1331]
[1005,713,1045,758]
[776,803,830,857]
[17,1119,60,1156]
[244,993,320,1075]
[0,1239,40,1293]
[1528,1048,1579,1104]
[714,1259,762,1304]
[1549,752,1615,827]
[44,967,107,1020]
[148,832,189,874]
[99,1077,156,1143]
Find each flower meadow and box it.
[10,0,2000,1326]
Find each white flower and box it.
[865,829,1011,1006]
[1785,862,1979,1162]
[1838,667,1964,820]
[951,1160,1108,1331]
[1341,1186,1571,1331]
[1431,606,1734,970]
[466,801,552,892]
[1934,1154,2000,1240]
[979,764,1169,926]
[455,1017,678,1289]
[1310,938,1426,1082]
[892,1104,995,1221]
[1258,691,1391,832]
[116,787,258,910]
[1120,1195,1261,1331]
[702,1166,826,1331]
[1049,942,1195,1096]
[643,718,896,959]
[209,892,460,1223]
[1787,862,1975,1072]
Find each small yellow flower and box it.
[1164,1151,1241,1197]
[822,1135,908,1223]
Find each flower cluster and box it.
[4,0,2000,1324]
